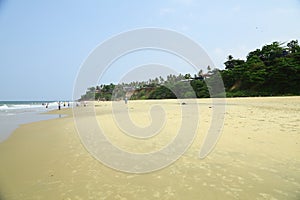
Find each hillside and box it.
[80,40,300,100]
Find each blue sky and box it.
[0,0,300,100]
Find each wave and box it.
[0,104,9,110]
[0,103,43,110]
[0,101,75,111]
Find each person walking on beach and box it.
[124,97,128,104]
[58,101,61,110]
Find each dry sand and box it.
[0,97,299,200]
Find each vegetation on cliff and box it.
[80,40,300,100]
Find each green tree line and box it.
[222,40,300,96]
[80,40,300,100]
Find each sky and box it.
[0,0,300,100]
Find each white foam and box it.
[0,104,9,110]
[0,104,43,110]
[0,101,76,114]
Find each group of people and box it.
[43,102,70,110]
[50,98,128,110]
[57,101,70,110]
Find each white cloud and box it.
[159,8,175,16]
[174,0,195,6]
[214,47,224,56]
[232,5,241,12]
[179,25,189,31]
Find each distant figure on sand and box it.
[124,97,128,104]
[58,101,61,110]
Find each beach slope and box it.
[0,97,299,199]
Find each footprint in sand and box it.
[222,175,233,182]
[259,193,277,199]
[248,172,264,182]
[153,191,160,198]
[273,189,289,197]
[164,186,175,196]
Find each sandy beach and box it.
[0,97,299,200]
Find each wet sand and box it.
[0,97,299,199]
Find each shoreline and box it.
[0,96,299,199]
[0,107,68,143]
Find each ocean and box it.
[0,101,71,142]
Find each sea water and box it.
[0,101,71,142]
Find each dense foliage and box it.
[222,40,300,96]
[80,40,300,100]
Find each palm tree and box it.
[197,69,203,77]
[159,76,164,84]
